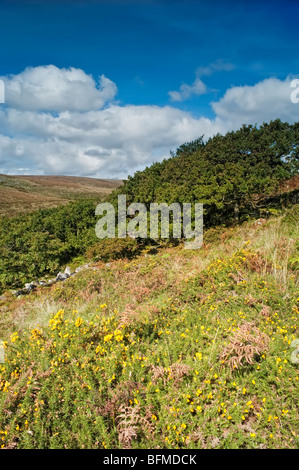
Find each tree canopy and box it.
[109,119,299,225]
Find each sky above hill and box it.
[0,0,298,179]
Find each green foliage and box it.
[1,120,298,295]
[86,237,141,262]
[0,199,98,293]
[109,119,299,227]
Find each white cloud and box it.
[0,65,117,111]
[168,78,207,102]
[196,59,234,77]
[211,76,298,128]
[0,104,218,178]
[0,66,297,179]
[168,60,234,102]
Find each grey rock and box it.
[56,272,69,281]
[24,282,37,292]
[64,266,72,276]
[15,289,26,296]
[75,264,90,273]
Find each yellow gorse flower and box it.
[10,332,19,343]
[104,334,113,343]
[75,317,84,328]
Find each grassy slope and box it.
[0,206,298,449]
[0,175,122,217]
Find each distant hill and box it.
[0,174,122,217]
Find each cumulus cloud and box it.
[0,66,297,179]
[0,65,117,111]
[212,76,298,128]
[0,104,220,177]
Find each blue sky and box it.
[0,0,298,178]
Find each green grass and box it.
[0,206,298,449]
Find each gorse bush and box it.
[0,240,298,449]
[86,237,141,262]
[0,199,99,293]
